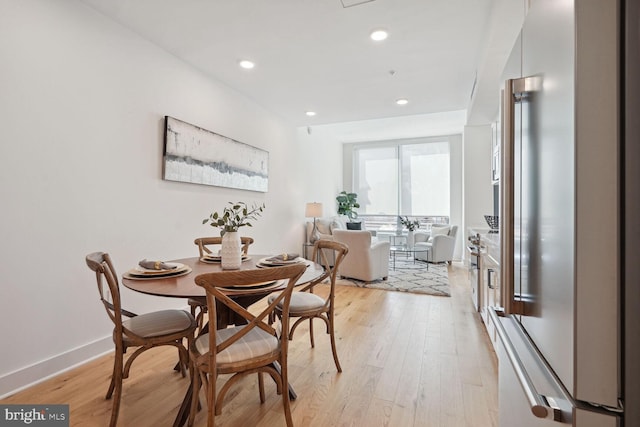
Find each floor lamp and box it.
[306,202,323,244]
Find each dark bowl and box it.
[484,215,499,230]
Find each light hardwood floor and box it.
[1,263,498,426]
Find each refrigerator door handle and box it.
[501,78,516,314]
[500,76,541,315]
[488,268,496,289]
[489,307,564,421]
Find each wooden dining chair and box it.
[85,252,197,427]
[269,240,349,372]
[188,263,306,427]
[189,237,255,331]
[194,236,254,259]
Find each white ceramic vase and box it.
[221,231,242,270]
[407,230,415,248]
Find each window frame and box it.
[343,135,458,233]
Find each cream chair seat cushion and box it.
[123,309,196,339]
[194,327,278,364]
[268,292,326,313]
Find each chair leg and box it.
[187,369,201,427]
[177,346,187,377]
[308,317,315,348]
[328,316,342,373]
[258,372,265,403]
[207,373,216,427]
[108,350,124,427]
[280,364,294,427]
[105,354,118,399]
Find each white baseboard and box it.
[0,336,113,399]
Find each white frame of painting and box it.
[163,116,269,192]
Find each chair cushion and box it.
[307,218,336,241]
[329,217,346,232]
[414,242,432,249]
[269,292,325,312]
[431,225,450,237]
[123,310,194,338]
[289,292,326,311]
[194,327,278,364]
[316,220,332,235]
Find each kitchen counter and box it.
[468,227,501,351]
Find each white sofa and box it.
[305,217,344,242]
[332,229,390,282]
[413,225,458,264]
[305,216,374,243]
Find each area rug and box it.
[336,259,450,297]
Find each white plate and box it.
[258,256,304,266]
[220,280,284,292]
[124,266,192,280]
[130,262,186,276]
[200,255,251,264]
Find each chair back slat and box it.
[86,252,125,331]
[307,240,349,299]
[86,251,196,426]
[195,263,306,358]
[194,236,254,258]
[268,240,349,375]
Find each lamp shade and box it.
[305,202,323,218]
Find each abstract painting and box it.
[163,116,268,192]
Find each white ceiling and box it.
[79,0,523,128]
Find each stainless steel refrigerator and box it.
[490,0,639,426]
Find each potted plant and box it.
[399,216,420,248]
[336,191,361,230]
[203,202,265,269]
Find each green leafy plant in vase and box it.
[399,216,420,248]
[203,202,265,269]
[399,216,420,231]
[336,191,361,229]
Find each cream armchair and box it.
[414,225,458,264]
[332,230,390,282]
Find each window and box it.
[347,138,452,232]
[399,142,449,216]
[355,146,398,215]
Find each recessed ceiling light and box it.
[238,60,255,69]
[396,98,409,105]
[370,29,389,41]
[306,111,317,117]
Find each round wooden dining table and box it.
[121,255,325,298]
[122,255,325,328]
[121,255,325,426]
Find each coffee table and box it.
[389,245,430,270]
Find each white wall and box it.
[449,134,464,260]
[293,125,345,246]
[295,126,344,221]
[463,125,494,251]
[317,110,467,143]
[0,0,307,396]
